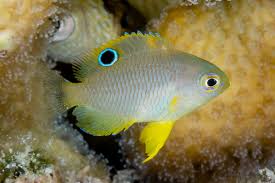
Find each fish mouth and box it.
[221,72,230,91]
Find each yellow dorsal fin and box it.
[71,32,170,82]
[91,32,165,59]
[140,121,175,163]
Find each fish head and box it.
[175,52,230,114]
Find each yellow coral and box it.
[0,0,57,55]
[154,0,275,138]
[122,1,275,182]
[0,0,110,181]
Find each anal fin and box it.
[73,106,136,136]
[140,121,175,163]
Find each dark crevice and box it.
[103,0,146,32]
[64,107,127,178]
[52,61,80,83]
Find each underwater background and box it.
[0,0,274,182]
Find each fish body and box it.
[65,51,222,122]
[58,32,230,162]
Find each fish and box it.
[54,32,230,162]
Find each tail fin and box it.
[44,69,67,115]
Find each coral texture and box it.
[128,0,231,19]
[0,0,60,56]
[47,0,119,62]
[0,0,111,182]
[121,1,275,182]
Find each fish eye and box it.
[200,73,220,92]
[206,78,218,87]
[98,48,119,67]
[50,14,75,42]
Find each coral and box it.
[0,0,111,182]
[127,0,168,20]
[46,0,120,63]
[121,0,275,182]
[0,53,110,182]
[258,168,275,183]
[0,0,61,57]
[1,0,274,182]
[112,169,140,183]
[127,0,231,20]
[0,148,54,181]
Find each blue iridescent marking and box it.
[98,48,119,67]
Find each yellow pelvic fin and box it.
[140,121,175,163]
[73,106,136,136]
[169,96,180,113]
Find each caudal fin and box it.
[44,69,67,115]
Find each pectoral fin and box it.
[140,121,175,163]
[73,106,136,136]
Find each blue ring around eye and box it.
[98,48,119,67]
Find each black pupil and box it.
[101,50,115,65]
[207,78,217,87]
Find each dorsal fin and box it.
[71,32,170,81]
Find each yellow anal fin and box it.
[73,106,136,136]
[140,121,175,163]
